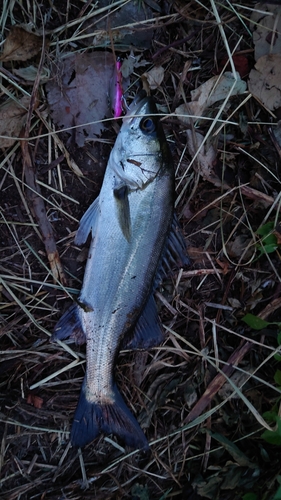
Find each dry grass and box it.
[1,0,281,498]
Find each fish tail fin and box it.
[71,380,149,450]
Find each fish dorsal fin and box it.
[165,212,190,268]
[75,197,100,245]
[113,184,131,242]
[154,213,190,288]
[122,294,163,350]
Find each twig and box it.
[20,27,67,285]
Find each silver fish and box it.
[52,92,189,449]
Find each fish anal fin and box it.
[52,304,86,345]
[75,197,100,246]
[113,184,131,242]
[71,379,149,450]
[122,295,163,350]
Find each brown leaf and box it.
[176,72,246,125]
[27,393,43,409]
[82,0,154,50]
[250,3,281,61]
[0,25,43,62]
[216,259,231,274]
[46,52,115,147]
[226,234,254,262]
[248,54,281,111]
[143,66,164,90]
[217,55,249,79]
[13,65,50,83]
[274,224,281,245]
[186,130,222,186]
[0,95,30,148]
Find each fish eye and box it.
[140,117,156,134]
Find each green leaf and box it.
[261,234,277,245]
[256,222,275,236]
[159,489,173,500]
[263,235,278,245]
[131,484,149,500]
[263,410,278,423]
[274,369,281,386]
[242,493,258,500]
[273,484,281,500]
[257,243,278,256]
[242,313,270,330]
[262,416,281,445]
[256,222,278,256]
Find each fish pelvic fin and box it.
[71,380,149,450]
[122,294,163,350]
[52,304,86,345]
[75,196,100,245]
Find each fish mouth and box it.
[125,90,157,119]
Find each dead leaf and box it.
[27,393,43,409]
[217,55,249,79]
[13,65,50,83]
[274,224,281,245]
[250,3,281,61]
[121,52,149,79]
[0,95,30,148]
[216,259,231,274]
[83,0,154,50]
[176,72,246,124]
[226,234,254,262]
[143,66,164,90]
[186,130,222,186]
[46,52,115,147]
[248,54,281,111]
[193,462,258,498]
[190,71,246,114]
[227,297,242,310]
[0,25,43,62]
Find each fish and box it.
[52,91,189,450]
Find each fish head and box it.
[111,92,172,190]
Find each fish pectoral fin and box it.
[51,304,86,345]
[122,294,164,350]
[154,212,191,287]
[113,184,131,242]
[71,379,149,450]
[75,196,100,245]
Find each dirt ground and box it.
[1,1,281,499]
